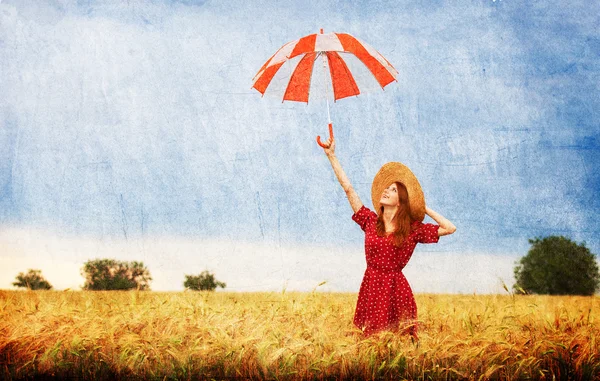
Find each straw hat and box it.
[371,162,426,222]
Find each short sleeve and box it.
[416,222,440,244]
[352,205,377,232]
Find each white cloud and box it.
[1,227,517,294]
[404,251,517,294]
[2,255,84,290]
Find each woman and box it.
[320,134,456,338]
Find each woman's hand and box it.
[320,129,362,214]
[317,123,335,155]
[322,134,335,156]
[425,206,456,237]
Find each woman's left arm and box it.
[425,206,456,237]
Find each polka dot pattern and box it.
[351,205,439,337]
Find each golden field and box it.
[0,290,598,380]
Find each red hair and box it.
[376,182,415,247]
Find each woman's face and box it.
[380,183,400,207]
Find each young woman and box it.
[320,134,456,338]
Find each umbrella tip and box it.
[320,28,324,34]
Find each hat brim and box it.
[371,162,425,221]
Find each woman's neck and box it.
[382,206,398,232]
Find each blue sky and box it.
[1,0,598,292]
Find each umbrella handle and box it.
[316,123,334,148]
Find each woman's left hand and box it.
[426,206,456,237]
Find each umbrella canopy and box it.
[252,31,398,147]
[252,31,398,102]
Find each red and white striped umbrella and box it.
[252,30,399,147]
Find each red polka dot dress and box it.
[352,205,439,337]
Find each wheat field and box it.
[0,290,598,380]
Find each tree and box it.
[13,269,53,290]
[184,271,226,291]
[82,259,152,290]
[514,236,600,295]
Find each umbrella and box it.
[252,29,398,147]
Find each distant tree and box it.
[82,259,152,291]
[13,269,53,290]
[184,271,226,291]
[514,236,600,295]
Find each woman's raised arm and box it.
[425,206,456,237]
[320,134,363,214]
